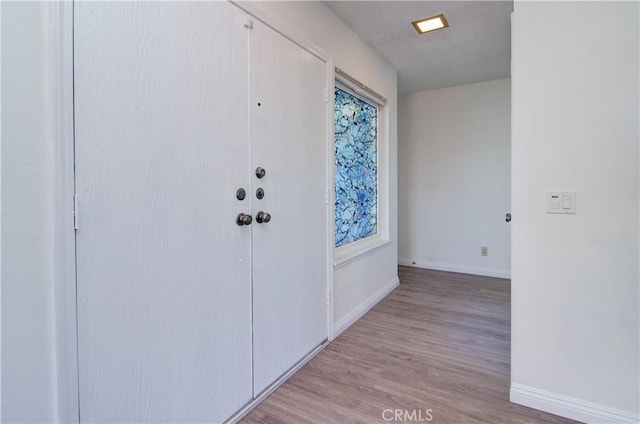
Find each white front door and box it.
[74,3,252,422]
[249,20,329,395]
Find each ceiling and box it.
[324,1,513,94]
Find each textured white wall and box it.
[511,1,639,420]
[1,2,59,422]
[398,79,511,278]
[253,2,398,327]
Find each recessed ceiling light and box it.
[412,14,449,34]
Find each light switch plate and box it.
[546,190,576,214]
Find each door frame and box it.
[51,2,79,422]
[51,1,336,422]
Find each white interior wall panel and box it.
[511,2,639,420]
[74,2,253,422]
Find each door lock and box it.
[255,167,266,179]
[236,213,252,226]
[505,213,512,223]
[256,188,264,199]
[256,211,271,224]
[236,188,246,201]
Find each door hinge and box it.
[324,88,329,103]
[244,17,254,30]
[73,195,79,230]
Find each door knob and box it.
[505,213,512,223]
[256,211,271,224]
[236,213,252,226]
[255,167,266,179]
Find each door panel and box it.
[74,3,252,422]
[250,21,329,395]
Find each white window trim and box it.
[335,236,391,268]
[333,72,389,268]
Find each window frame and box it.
[333,74,390,268]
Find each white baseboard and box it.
[510,383,639,424]
[333,276,399,337]
[398,257,511,279]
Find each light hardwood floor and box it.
[241,266,577,424]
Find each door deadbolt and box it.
[256,188,264,199]
[236,188,246,201]
[505,213,512,223]
[256,211,271,224]
[255,167,266,179]
[236,213,252,226]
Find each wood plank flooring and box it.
[241,266,577,424]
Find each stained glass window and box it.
[334,87,378,247]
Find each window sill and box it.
[334,236,391,269]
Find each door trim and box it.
[326,60,336,341]
[230,1,330,63]
[50,1,79,422]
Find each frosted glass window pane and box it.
[334,87,378,247]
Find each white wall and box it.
[398,79,511,278]
[252,2,399,330]
[1,2,59,422]
[511,2,639,422]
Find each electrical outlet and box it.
[481,246,488,256]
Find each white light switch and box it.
[547,190,576,214]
